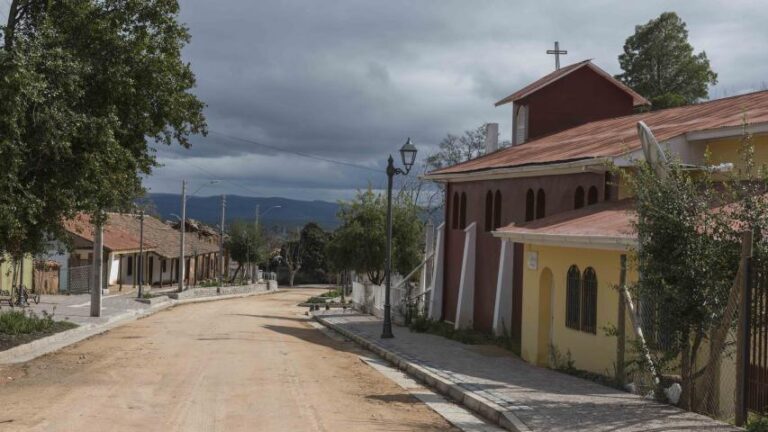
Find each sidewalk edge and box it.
[313,313,530,432]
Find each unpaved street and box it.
[0,287,457,431]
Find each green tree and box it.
[326,189,423,285]
[627,126,768,410]
[225,220,263,281]
[616,12,717,109]
[280,230,302,287]
[298,222,330,283]
[0,0,206,260]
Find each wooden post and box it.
[617,254,627,386]
[736,230,754,426]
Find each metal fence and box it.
[67,265,92,294]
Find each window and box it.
[515,105,528,145]
[566,265,581,330]
[581,268,598,334]
[565,265,598,334]
[536,189,546,219]
[587,186,598,205]
[574,186,585,209]
[126,256,133,276]
[459,192,467,229]
[452,192,459,229]
[493,190,502,229]
[485,191,493,232]
[604,172,613,201]
[525,189,535,222]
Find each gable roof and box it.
[495,60,650,108]
[427,90,768,178]
[107,213,220,259]
[64,213,156,252]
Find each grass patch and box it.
[0,309,78,351]
[408,315,520,355]
[319,288,342,298]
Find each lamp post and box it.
[381,138,417,339]
[177,179,220,292]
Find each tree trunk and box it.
[289,269,297,287]
[229,263,242,283]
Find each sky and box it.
[144,0,768,202]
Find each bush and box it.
[0,310,61,335]
[748,415,768,432]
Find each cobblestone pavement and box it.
[316,310,741,432]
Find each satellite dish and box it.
[637,121,668,179]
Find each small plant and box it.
[0,309,75,335]
[747,415,768,432]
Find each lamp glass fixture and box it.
[399,138,417,172]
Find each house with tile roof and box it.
[60,212,225,292]
[422,60,768,383]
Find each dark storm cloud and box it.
[144,0,768,200]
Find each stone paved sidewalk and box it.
[315,310,740,432]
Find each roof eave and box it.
[491,230,637,251]
[422,157,611,183]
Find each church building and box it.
[423,59,768,377]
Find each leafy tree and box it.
[326,188,423,285]
[280,230,302,287]
[0,0,206,261]
[225,220,263,281]
[627,126,768,410]
[298,222,330,282]
[616,12,717,109]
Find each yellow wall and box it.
[520,244,637,376]
[704,134,768,175]
[0,255,34,293]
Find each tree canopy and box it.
[326,189,423,285]
[0,0,206,258]
[226,220,264,274]
[616,12,717,109]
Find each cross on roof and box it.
[546,41,567,70]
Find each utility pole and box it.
[219,194,226,293]
[178,180,186,293]
[91,222,104,317]
[137,210,145,298]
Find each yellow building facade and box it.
[0,255,34,293]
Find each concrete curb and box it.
[0,288,280,365]
[313,314,530,432]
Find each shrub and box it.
[0,310,58,335]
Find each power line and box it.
[208,130,381,173]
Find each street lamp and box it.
[381,138,417,339]
[178,179,220,292]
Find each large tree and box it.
[225,220,263,281]
[616,12,717,109]
[326,189,423,285]
[0,0,206,260]
[298,222,330,282]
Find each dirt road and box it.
[0,287,457,431]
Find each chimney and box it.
[484,123,499,154]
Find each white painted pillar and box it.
[455,222,476,330]
[427,223,445,320]
[493,239,515,336]
[419,220,435,297]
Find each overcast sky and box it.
[145,0,768,201]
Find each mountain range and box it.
[145,193,341,230]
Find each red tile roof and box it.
[64,213,156,252]
[494,60,650,108]
[495,200,636,244]
[430,90,768,177]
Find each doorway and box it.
[537,268,554,366]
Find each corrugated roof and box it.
[495,200,635,241]
[431,90,768,177]
[494,60,650,108]
[64,213,156,252]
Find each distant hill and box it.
[145,193,341,230]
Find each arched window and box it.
[493,190,502,229]
[515,105,528,145]
[525,189,535,222]
[452,192,459,229]
[604,172,613,201]
[587,186,598,205]
[574,186,585,209]
[459,192,467,229]
[485,191,493,232]
[566,265,581,330]
[581,267,598,334]
[536,189,546,219]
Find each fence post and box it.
[736,230,754,426]
[617,254,627,386]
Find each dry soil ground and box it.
[0,287,457,431]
